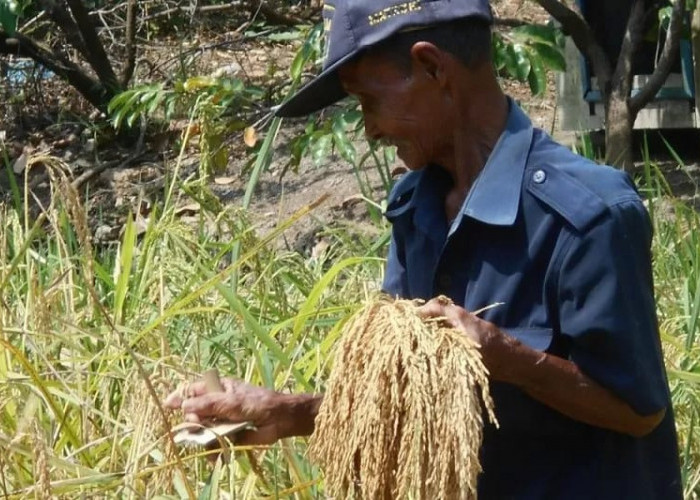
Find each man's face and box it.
[337,50,451,171]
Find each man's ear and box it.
[410,41,447,86]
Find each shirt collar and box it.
[384,98,534,233]
[454,98,534,229]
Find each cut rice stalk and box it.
[310,297,497,499]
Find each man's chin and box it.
[398,157,426,172]
[395,151,422,172]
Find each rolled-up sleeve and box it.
[556,199,669,415]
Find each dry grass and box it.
[310,297,497,499]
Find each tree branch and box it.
[494,17,550,29]
[533,0,613,95]
[629,0,686,115]
[65,0,121,94]
[121,0,137,87]
[250,1,305,27]
[611,0,646,100]
[138,1,304,26]
[37,0,89,60]
[0,31,109,110]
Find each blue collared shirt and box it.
[382,100,682,499]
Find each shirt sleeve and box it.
[556,198,670,415]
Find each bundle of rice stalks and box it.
[310,296,497,499]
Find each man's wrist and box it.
[479,323,525,384]
[276,393,323,439]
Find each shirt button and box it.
[533,169,547,184]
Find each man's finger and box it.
[164,382,195,409]
[416,299,447,319]
[163,390,184,409]
[163,377,249,415]
[181,392,224,417]
[220,378,248,394]
[183,412,202,424]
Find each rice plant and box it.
[1,143,699,498]
[0,154,385,498]
[311,297,495,499]
[636,142,700,499]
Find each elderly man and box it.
[165,0,682,497]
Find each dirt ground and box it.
[1,1,698,254]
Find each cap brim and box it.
[275,52,358,118]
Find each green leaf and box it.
[658,6,672,30]
[198,457,223,500]
[114,213,136,324]
[332,118,356,164]
[510,44,531,81]
[511,24,559,46]
[502,42,518,79]
[290,49,306,81]
[340,108,363,129]
[311,134,333,165]
[0,0,19,35]
[491,34,507,71]
[526,48,547,96]
[107,89,133,114]
[291,257,372,341]
[531,42,567,72]
[266,30,302,41]
[146,91,166,115]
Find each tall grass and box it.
[0,156,386,498]
[0,148,698,498]
[638,155,700,498]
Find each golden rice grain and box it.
[310,297,497,499]
[32,421,52,499]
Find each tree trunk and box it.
[692,4,700,124]
[537,0,685,170]
[121,0,138,87]
[602,0,644,170]
[605,91,634,168]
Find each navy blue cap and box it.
[275,0,493,117]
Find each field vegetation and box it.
[1,138,699,500]
[1,0,700,498]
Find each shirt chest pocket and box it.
[501,327,554,352]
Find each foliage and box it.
[0,153,386,498]
[637,155,700,498]
[0,146,699,497]
[107,78,263,132]
[493,23,566,96]
[0,0,21,35]
[108,76,264,180]
[2,3,699,499]
[532,0,687,169]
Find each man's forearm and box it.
[274,343,666,440]
[279,393,324,438]
[490,335,665,437]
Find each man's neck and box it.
[440,89,508,218]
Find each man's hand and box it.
[164,377,321,446]
[417,297,515,382]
